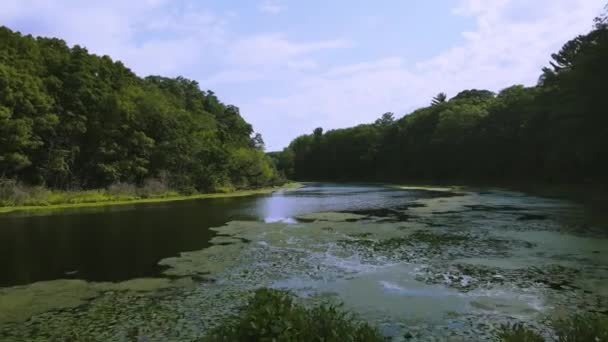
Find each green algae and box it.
[0,277,186,324]
[0,280,99,323]
[159,244,248,278]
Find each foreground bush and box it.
[497,314,608,342]
[497,323,545,342]
[202,288,384,342]
[554,314,608,342]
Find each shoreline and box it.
[0,182,303,215]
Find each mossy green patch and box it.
[159,243,248,278]
[0,277,189,323]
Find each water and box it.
[1,183,607,341]
[0,183,448,286]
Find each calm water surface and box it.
[0,183,439,286]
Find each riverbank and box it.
[0,182,303,215]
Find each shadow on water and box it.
[0,196,262,286]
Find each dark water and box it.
[0,183,440,287]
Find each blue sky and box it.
[1,0,605,150]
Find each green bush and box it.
[202,288,384,342]
[555,314,608,342]
[496,314,608,342]
[497,323,545,342]
[0,178,31,205]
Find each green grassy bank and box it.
[0,182,302,215]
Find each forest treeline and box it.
[0,27,282,192]
[271,11,608,186]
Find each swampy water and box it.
[1,183,607,341]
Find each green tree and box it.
[431,92,447,105]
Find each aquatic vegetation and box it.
[202,288,384,342]
[2,188,607,341]
[0,278,184,323]
[159,244,248,278]
[0,280,100,324]
[338,230,470,260]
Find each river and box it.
[1,183,607,341]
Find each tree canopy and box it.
[0,26,281,191]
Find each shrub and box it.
[497,323,545,342]
[555,314,608,342]
[106,182,138,197]
[202,288,384,342]
[0,178,31,205]
[137,178,170,198]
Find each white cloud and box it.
[227,34,351,67]
[258,0,286,15]
[203,34,350,84]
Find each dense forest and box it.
[0,27,282,193]
[271,11,608,186]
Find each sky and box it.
[1,0,605,151]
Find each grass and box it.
[0,181,302,215]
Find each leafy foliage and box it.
[554,314,608,342]
[0,26,281,192]
[497,324,545,342]
[202,288,384,342]
[431,92,447,105]
[275,13,608,186]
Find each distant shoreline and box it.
[0,183,303,215]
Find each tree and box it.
[274,9,608,186]
[374,112,395,128]
[251,133,265,150]
[451,89,495,102]
[0,26,281,191]
[431,92,447,105]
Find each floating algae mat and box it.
[1,185,607,341]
